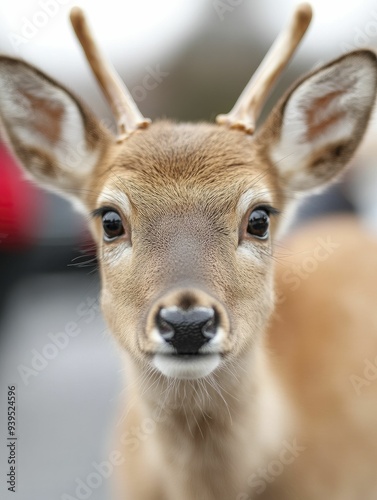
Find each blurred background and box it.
[1,0,377,498]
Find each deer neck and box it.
[127,339,290,498]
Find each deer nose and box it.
[156,307,217,354]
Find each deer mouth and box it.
[153,352,221,380]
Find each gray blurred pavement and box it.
[0,273,123,500]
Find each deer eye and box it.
[247,208,270,239]
[102,210,124,241]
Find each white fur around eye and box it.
[236,188,273,219]
[97,187,132,218]
[236,188,274,260]
[237,240,270,264]
[102,242,132,267]
[96,189,133,267]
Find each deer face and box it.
[1,7,376,380]
[87,123,283,378]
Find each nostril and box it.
[156,316,175,340]
[202,317,217,339]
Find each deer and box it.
[1,3,377,499]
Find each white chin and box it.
[153,353,220,380]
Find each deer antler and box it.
[70,7,151,142]
[216,3,312,134]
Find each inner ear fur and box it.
[256,50,377,192]
[0,56,113,202]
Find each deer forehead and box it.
[89,122,281,216]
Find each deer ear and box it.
[259,50,377,192]
[0,56,112,204]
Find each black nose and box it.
[156,307,217,354]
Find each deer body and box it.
[266,218,377,500]
[1,4,377,499]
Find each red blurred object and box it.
[0,142,42,249]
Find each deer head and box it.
[0,4,376,380]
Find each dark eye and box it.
[102,211,124,241]
[247,208,270,239]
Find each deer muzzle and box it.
[144,287,231,379]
